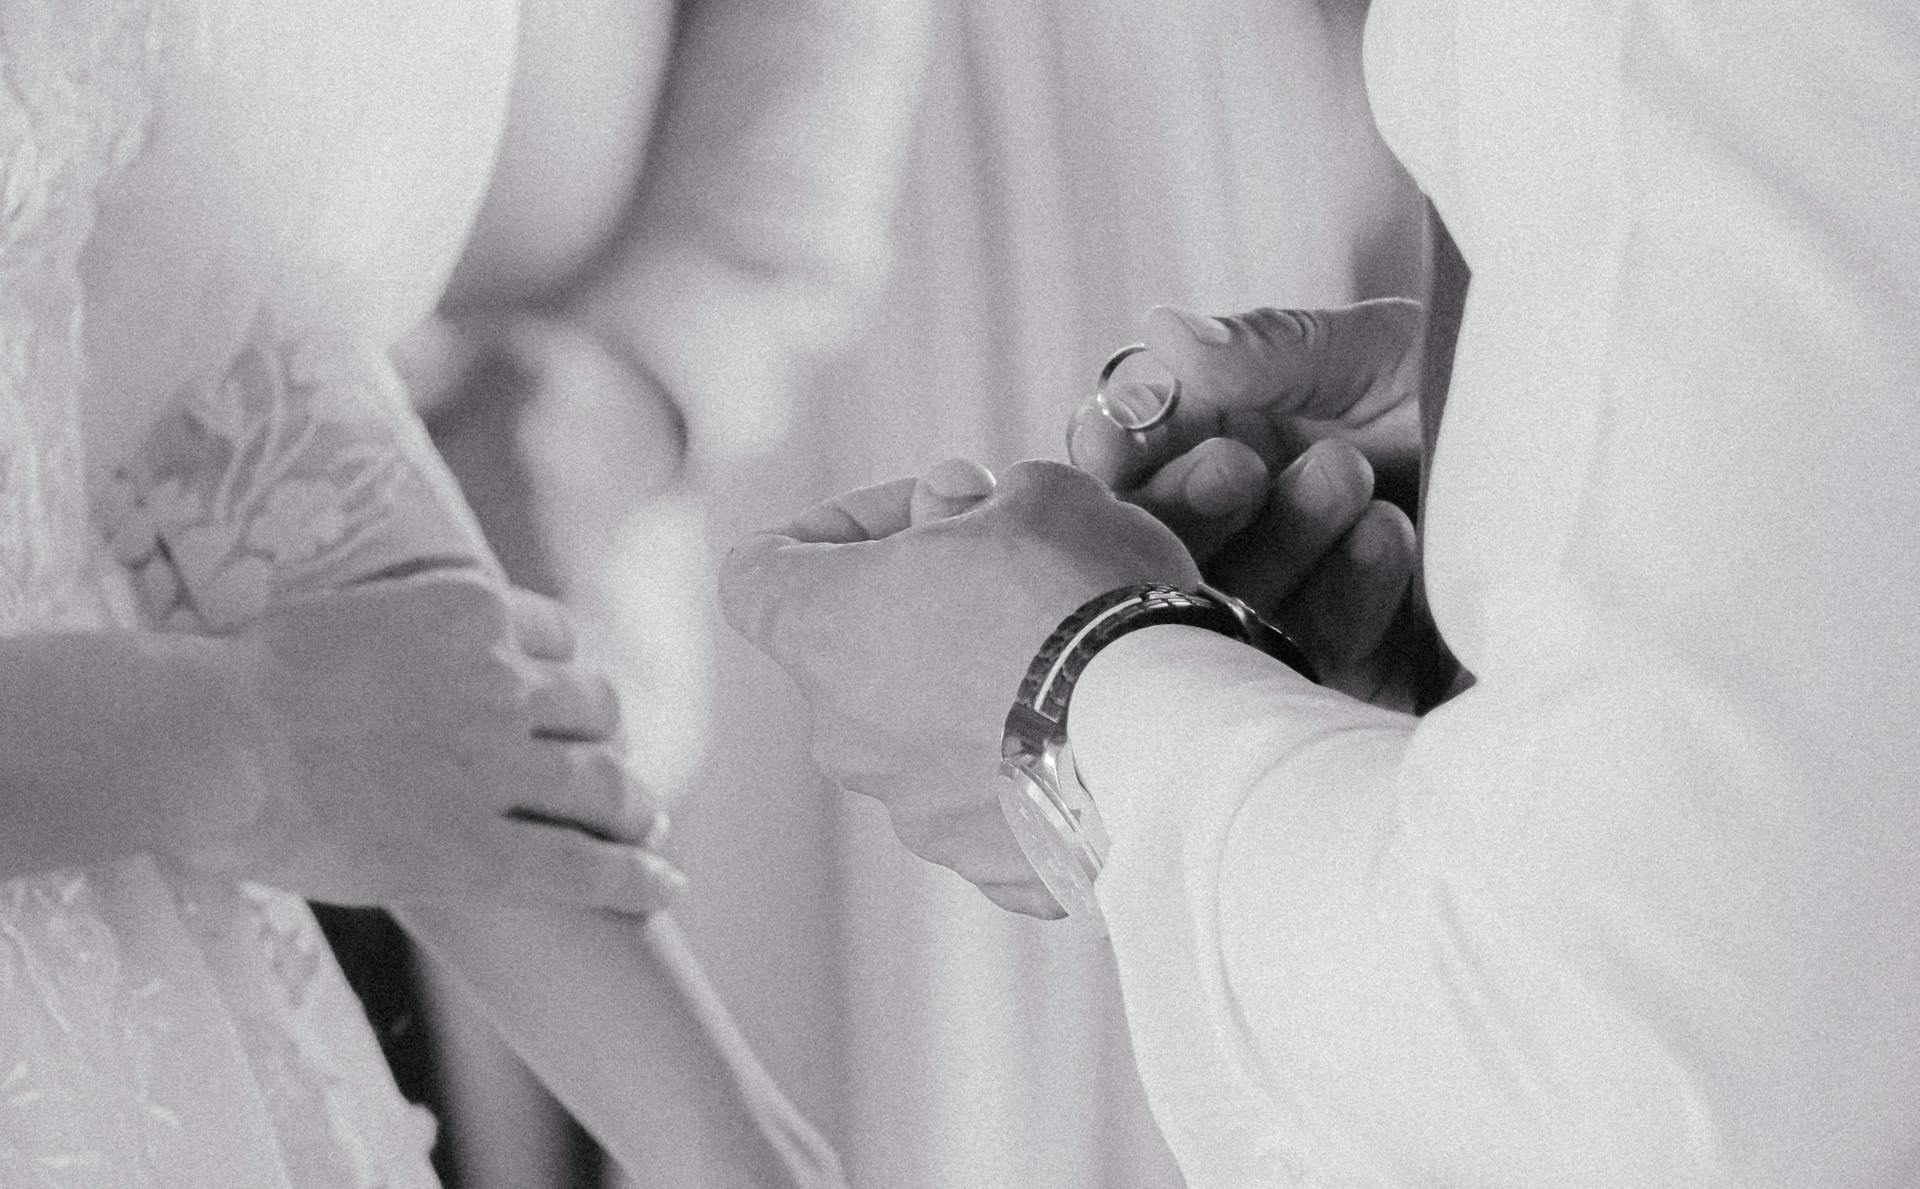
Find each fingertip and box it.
[1179,438,1269,518]
[1066,398,1156,487]
[909,458,996,525]
[611,772,662,846]
[998,457,1093,496]
[606,848,689,916]
[646,808,672,848]
[1347,498,1418,573]
[978,880,1069,919]
[503,587,578,661]
[641,851,690,908]
[1280,437,1374,520]
[923,457,996,501]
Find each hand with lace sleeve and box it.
[94,318,679,911]
[95,319,847,1188]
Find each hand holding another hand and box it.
[719,460,1197,918]
[180,573,681,914]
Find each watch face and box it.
[997,757,1105,927]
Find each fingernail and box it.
[924,457,995,501]
[1349,513,1389,566]
[1100,377,1173,427]
[1297,450,1345,515]
[1184,451,1266,517]
[646,809,673,847]
[1350,509,1407,569]
[1156,305,1231,346]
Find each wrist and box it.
[0,631,267,878]
[143,634,282,876]
[998,585,1312,924]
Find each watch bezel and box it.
[998,736,1107,925]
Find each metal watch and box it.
[997,583,1316,925]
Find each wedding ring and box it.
[1094,344,1181,436]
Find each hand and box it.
[189,573,682,913]
[719,460,1198,918]
[1068,300,1457,709]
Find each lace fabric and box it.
[98,318,483,634]
[1,1,440,1183]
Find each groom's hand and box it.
[718,460,1197,917]
[1068,300,1433,708]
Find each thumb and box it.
[1142,297,1424,424]
[717,475,920,659]
[909,458,997,525]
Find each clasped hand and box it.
[183,573,680,913]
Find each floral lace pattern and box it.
[98,317,481,634]
[1,1,441,1184]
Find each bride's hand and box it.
[178,572,682,913]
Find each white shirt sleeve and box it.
[1069,2,1920,1185]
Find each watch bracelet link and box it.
[995,583,1316,926]
[1010,585,1244,729]
[1007,583,1317,735]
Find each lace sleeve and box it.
[92,315,848,1188]
[95,315,492,629]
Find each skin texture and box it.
[722,460,1199,916]
[210,574,676,911]
[723,302,1448,913]
[1068,300,1447,710]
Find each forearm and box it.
[104,319,835,1185]
[402,904,825,1188]
[1074,616,1918,1185]
[0,630,250,880]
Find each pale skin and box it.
[7,3,840,1183]
[6,0,672,914]
[1067,298,1461,711]
[722,302,1434,914]
[0,580,673,912]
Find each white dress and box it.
[1071,1,1920,1185]
[0,0,511,1183]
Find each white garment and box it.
[1073,2,1920,1185]
[0,0,515,1183]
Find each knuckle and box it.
[1244,306,1323,350]
[1302,436,1374,494]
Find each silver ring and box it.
[1095,344,1181,434]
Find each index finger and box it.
[717,475,920,657]
[774,475,922,545]
[1144,299,1423,422]
[1068,299,1424,487]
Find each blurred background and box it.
[348,0,1426,1184]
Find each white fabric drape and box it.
[660,1,1428,1186]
